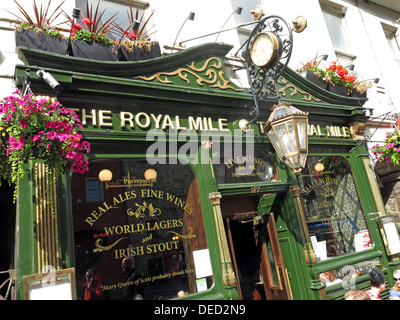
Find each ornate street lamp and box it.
[264,102,308,173]
[242,13,309,174]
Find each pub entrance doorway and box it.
[221,196,292,300]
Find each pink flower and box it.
[32,133,42,142]
[9,136,25,150]
[19,120,27,128]
[66,150,76,159]
[58,133,69,142]
[46,131,57,140]
[62,124,73,133]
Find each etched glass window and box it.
[297,156,373,261]
[72,159,212,300]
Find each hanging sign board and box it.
[23,268,76,300]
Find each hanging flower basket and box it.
[0,90,91,201]
[370,130,400,165]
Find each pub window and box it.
[382,24,400,70]
[320,4,350,52]
[86,178,103,203]
[298,156,373,261]
[72,159,212,300]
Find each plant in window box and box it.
[370,130,400,166]
[297,60,370,97]
[113,3,161,61]
[8,0,69,55]
[65,0,119,61]
[0,90,91,203]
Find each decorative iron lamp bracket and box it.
[244,15,294,124]
[242,13,309,174]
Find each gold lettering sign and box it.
[69,108,352,138]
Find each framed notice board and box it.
[23,268,76,300]
[378,216,400,256]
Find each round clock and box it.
[250,31,281,68]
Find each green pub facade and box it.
[9,42,400,300]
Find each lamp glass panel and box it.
[267,129,284,158]
[288,155,298,169]
[286,121,297,154]
[296,121,307,149]
[273,106,290,119]
[275,122,292,156]
[299,153,307,169]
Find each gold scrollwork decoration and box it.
[222,262,236,287]
[279,84,322,102]
[136,57,243,92]
[167,227,196,239]
[93,237,127,253]
[127,201,161,218]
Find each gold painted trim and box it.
[35,163,59,272]
[279,84,322,102]
[136,58,243,92]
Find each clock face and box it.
[250,32,280,68]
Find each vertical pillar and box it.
[14,163,37,300]
[14,162,61,299]
[209,192,236,287]
[290,186,317,264]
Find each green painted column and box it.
[14,162,37,300]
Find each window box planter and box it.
[351,91,367,99]
[303,69,329,90]
[117,41,161,61]
[328,84,350,96]
[15,29,68,55]
[70,41,117,61]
